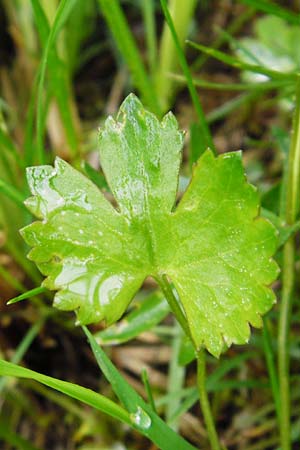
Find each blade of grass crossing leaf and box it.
[7,286,47,305]
[83,161,110,192]
[0,360,131,426]
[36,0,77,164]
[187,41,297,82]
[83,326,197,450]
[171,74,291,91]
[97,0,160,115]
[239,0,300,25]
[159,0,215,154]
[95,292,170,345]
[189,123,205,167]
[278,221,300,247]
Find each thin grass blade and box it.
[7,286,47,305]
[83,326,197,450]
[0,359,131,426]
[159,0,215,154]
[97,0,160,115]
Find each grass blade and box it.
[141,368,157,413]
[187,40,297,82]
[0,359,131,426]
[171,73,292,91]
[159,0,215,154]
[83,326,197,450]
[239,0,300,25]
[97,0,160,115]
[7,287,47,305]
[141,0,157,78]
[36,0,78,164]
[156,0,197,111]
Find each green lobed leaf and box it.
[21,94,279,357]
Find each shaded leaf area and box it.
[22,95,278,357]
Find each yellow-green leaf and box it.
[21,94,279,356]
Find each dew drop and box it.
[130,407,151,430]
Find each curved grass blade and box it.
[187,40,297,82]
[240,0,300,25]
[83,326,197,450]
[0,359,131,426]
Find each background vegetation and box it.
[0,0,299,449]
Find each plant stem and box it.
[262,317,281,424]
[157,274,221,449]
[156,274,192,342]
[197,349,221,450]
[278,75,300,450]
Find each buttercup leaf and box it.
[21,94,279,357]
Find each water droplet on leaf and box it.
[130,407,151,430]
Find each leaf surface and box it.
[22,94,278,356]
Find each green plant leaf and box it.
[21,94,279,357]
